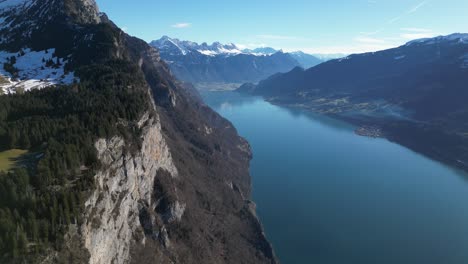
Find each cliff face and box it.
[78,35,277,263]
[0,0,278,263]
[70,73,277,263]
[82,113,177,264]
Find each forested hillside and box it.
[0,57,152,262]
[0,1,277,263]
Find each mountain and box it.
[311,53,347,61]
[239,33,468,173]
[150,36,323,87]
[0,1,277,263]
[243,47,278,55]
[150,36,243,57]
[289,51,323,69]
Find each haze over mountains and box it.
[239,33,468,172]
[150,36,325,87]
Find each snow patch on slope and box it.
[167,38,188,55]
[197,50,218,56]
[338,56,350,62]
[0,48,78,94]
[197,47,243,56]
[406,33,468,46]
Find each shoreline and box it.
[262,98,468,175]
[354,126,384,138]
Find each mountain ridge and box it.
[0,1,278,263]
[150,36,323,86]
[150,36,244,57]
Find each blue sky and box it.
[95,0,468,54]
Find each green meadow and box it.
[0,149,28,172]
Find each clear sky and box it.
[95,0,468,54]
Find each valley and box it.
[239,34,468,174]
[203,90,468,264]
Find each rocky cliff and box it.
[82,113,177,264]
[0,0,278,263]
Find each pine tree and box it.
[10,233,18,258]
[8,129,18,149]
[21,133,31,149]
[17,229,27,254]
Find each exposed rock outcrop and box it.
[82,113,178,264]
[64,0,101,24]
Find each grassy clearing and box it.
[0,149,28,172]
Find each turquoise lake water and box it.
[202,91,468,264]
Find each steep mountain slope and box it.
[240,33,468,172]
[0,1,277,263]
[150,36,317,86]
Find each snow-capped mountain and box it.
[311,53,347,61]
[150,36,324,86]
[149,36,192,56]
[243,47,278,56]
[244,33,468,97]
[151,36,325,62]
[406,33,468,46]
[150,36,243,57]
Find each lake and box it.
[202,91,468,264]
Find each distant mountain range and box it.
[151,36,244,57]
[149,36,325,87]
[311,53,347,61]
[239,33,468,173]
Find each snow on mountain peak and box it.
[406,33,468,46]
[242,47,278,56]
[151,36,248,57]
[151,36,190,55]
